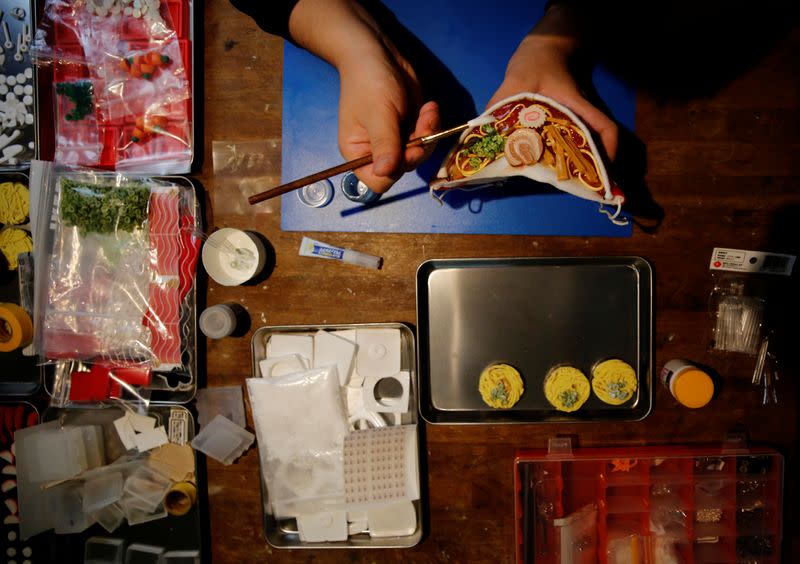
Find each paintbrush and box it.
[247,116,494,205]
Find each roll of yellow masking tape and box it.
[0,303,33,352]
[164,481,197,517]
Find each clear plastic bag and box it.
[32,162,201,403]
[33,0,192,172]
[211,140,282,216]
[709,276,765,355]
[246,366,347,519]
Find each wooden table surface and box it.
[200,5,800,562]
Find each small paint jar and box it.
[340,172,381,203]
[199,303,246,339]
[297,179,334,208]
[660,359,714,408]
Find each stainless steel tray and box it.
[416,257,653,423]
[250,322,423,549]
[39,175,200,405]
[0,171,41,396]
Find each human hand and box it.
[487,33,618,161]
[289,0,440,193]
[337,47,440,193]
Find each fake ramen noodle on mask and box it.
[430,93,626,224]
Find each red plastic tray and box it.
[515,442,783,564]
[37,0,193,171]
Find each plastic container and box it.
[514,439,784,564]
[124,543,164,564]
[660,359,715,408]
[201,228,266,286]
[32,405,203,558]
[195,386,246,428]
[340,172,381,203]
[190,414,254,465]
[84,536,126,564]
[198,304,238,339]
[297,179,334,208]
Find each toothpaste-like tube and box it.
[299,237,382,270]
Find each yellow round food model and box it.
[479,363,524,409]
[0,182,30,225]
[0,228,33,270]
[591,359,638,405]
[544,365,590,412]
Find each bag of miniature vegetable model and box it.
[32,163,201,385]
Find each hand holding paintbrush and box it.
[248,121,476,205]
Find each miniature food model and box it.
[0,228,32,270]
[544,365,590,412]
[431,93,625,220]
[0,182,29,225]
[591,359,638,405]
[479,363,524,408]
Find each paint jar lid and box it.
[673,369,714,408]
[298,179,334,207]
[340,172,381,203]
[199,304,237,339]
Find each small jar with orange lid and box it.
[660,359,715,408]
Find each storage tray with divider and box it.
[250,322,423,549]
[36,0,195,172]
[514,442,783,563]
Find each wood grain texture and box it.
[200,5,800,562]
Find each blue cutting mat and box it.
[281,0,635,236]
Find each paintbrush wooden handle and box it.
[247,123,469,206]
[248,154,374,205]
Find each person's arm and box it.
[487,2,618,160]
[229,0,300,38]
[232,0,440,193]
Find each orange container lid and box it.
[673,369,714,408]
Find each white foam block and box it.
[113,415,136,451]
[134,427,169,452]
[314,330,357,386]
[333,329,357,343]
[356,328,401,379]
[266,334,313,365]
[297,510,348,542]
[367,500,416,538]
[129,414,157,433]
[258,354,309,378]
[345,385,364,417]
[362,371,410,414]
[347,508,369,535]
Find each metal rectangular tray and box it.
[40,175,200,405]
[250,322,423,549]
[0,171,41,396]
[416,257,653,423]
[39,405,205,561]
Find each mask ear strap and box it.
[598,199,629,226]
